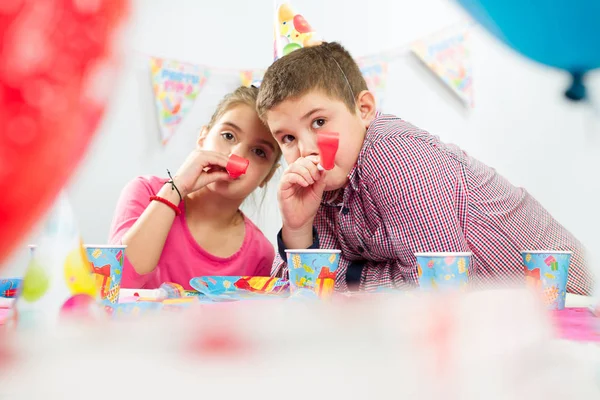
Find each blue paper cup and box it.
[285,249,341,298]
[521,250,571,310]
[415,252,471,291]
[84,245,126,306]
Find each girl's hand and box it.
[173,150,231,197]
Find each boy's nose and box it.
[298,137,319,158]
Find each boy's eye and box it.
[253,148,267,159]
[221,132,235,141]
[311,118,326,129]
[281,134,295,144]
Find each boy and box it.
[256,42,593,295]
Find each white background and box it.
[3,0,600,287]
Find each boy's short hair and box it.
[256,42,368,119]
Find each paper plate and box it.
[189,276,289,301]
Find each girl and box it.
[109,86,280,290]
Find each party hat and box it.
[12,193,101,329]
[274,2,321,61]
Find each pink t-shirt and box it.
[108,176,275,290]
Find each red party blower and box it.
[317,131,339,170]
[226,154,250,179]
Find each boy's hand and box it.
[278,156,326,249]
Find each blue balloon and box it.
[456,0,600,101]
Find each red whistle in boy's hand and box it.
[317,131,339,171]
[226,154,249,179]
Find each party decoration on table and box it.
[160,282,187,298]
[240,69,265,88]
[150,57,209,146]
[84,245,126,306]
[521,250,571,310]
[119,282,189,302]
[226,154,250,179]
[356,58,389,109]
[12,193,100,329]
[551,308,600,343]
[410,23,474,108]
[110,301,163,319]
[285,250,340,298]
[0,0,130,268]
[415,252,471,291]
[456,0,600,101]
[189,276,289,301]
[274,2,322,61]
[316,131,339,171]
[0,279,22,298]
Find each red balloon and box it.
[293,14,313,34]
[0,0,129,266]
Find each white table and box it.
[565,293,596,309]
[2,292,597,308]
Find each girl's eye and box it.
[253,148,267,159]
[311,118,325,129]
[281,134,295,144]
[221,132,235,141]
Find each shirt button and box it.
[357,246,364,253]
[341,207,350,215]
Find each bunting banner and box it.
[150,57,209,146]
[410,24,474,107]
[356,58,389,109]
[147,19,472,145]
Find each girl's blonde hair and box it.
[207,86,281,175]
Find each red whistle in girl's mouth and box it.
[226,154,249,179]
[317,131,339,171]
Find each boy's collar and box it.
[321,188,344,206]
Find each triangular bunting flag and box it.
[150,57,209,146]
[274,2,321,61]
[356,57,389,110]
[240,69,265,87]
[410,24,474,107]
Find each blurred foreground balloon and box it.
[0,0,130,266]
[456,0,600,101]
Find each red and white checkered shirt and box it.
[273,114,593,295]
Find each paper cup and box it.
[84,245,126,306]
[521,250,571,310]
[285,249,341,298]
[415,252,471,291]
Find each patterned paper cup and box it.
[285,249,341,298]
[521,250,571,310]
[84,245,126,306]
[415,252,471,291]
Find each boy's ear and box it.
[260,163,280,188]
[197,126,209,146]
[355,90,377,128]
